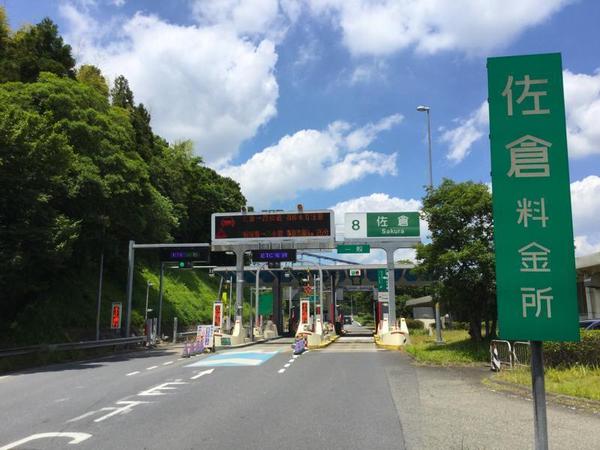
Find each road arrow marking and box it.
[191,368,214,380]
[0,432,92,449]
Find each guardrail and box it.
[512,341,531,367]
[490,339,533,370]
[0,336,146,358]
[490,339,513,369]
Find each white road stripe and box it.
[191,369,214,380]
[162,361,174,366]
[284,363,291,368]
[146,366,158,370]
[278,369,285,374]
[288,359,294,363]
[126,371,140,376]
[293,355,299,359]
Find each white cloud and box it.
[345,114,402,151]
[441,69,600,163]
[305,0,571,56]
[61,6,279,165]
[440,101,488,163]
[192,0,285,35]
[221,116,401,207]
[564,70,600,157]
[571,176,600,256]
[349,60,388,85]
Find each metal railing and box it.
[490,339,532,370]
[490,339,513,368]
[512,341,531,367]
[0,336,146,358]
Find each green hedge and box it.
[543,331,600,368]
[405,318,424,330]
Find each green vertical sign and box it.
[377,269,388,292]
[258,292,273,316]
[366,212,419,237]
[488,53,578,342]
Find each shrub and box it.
[543,331,600,368]
[405,319,424,330]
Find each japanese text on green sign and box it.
[488,52,578,342]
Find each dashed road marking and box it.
[284,363,291,368]
[162,361,174,366]
[278,369,285,374]
[288,359,294,363]
[138,380,187,397]
[146,366,158,370]
[126,371,140,376]
[190,368,214,380]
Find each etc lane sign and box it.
[344,212,420,239]
[488,53,579,342]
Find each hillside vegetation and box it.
[0,9,244,346]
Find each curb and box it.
[215,339,266,351]
[374,336,406,351]
[308,334,340,349]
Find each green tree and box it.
[110,75,134,109]
[415,179,496,341]
[76,64,109,98]
[0,17,75,82]
[0,73,176,325]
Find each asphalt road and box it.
[1,339,599,449]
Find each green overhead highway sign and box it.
[337,244,370,254]
[344,212,420,239]
[488,52,579,342]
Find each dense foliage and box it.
[543,331,600,368]
[415,179,495,341]
[0,11,245,341]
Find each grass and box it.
[405,329,491,365]
[493,365,600,401]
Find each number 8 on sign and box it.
[344,213,367,238]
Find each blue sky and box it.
[5,0,600,259]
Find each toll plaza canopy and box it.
[213,262,426,287]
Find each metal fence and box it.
[490,339,513,368]
[0,336,146,358]
[489,339,533,370]
[512,341,531,367]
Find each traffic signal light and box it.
[178,261,194,269]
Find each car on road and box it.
[579,320,600,330]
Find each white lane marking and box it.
[284,363,291,368]
[54,397,69,403]
[138,380,187,397]
[126,371,140,376]
[0,432,92,449]
[67,411,98,423]
[278,369,285,374]
[162,361,174,366]
[94,401,148,423]
[191,368,214,380]
[288,359,294,363]
[292,355,299,359]
[146,365,158,370]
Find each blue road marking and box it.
[185,351,279,367]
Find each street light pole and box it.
[144,281,153,323]
[417,105,443,344]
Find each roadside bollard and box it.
[491,343,501,371]
[183,342,190,358]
